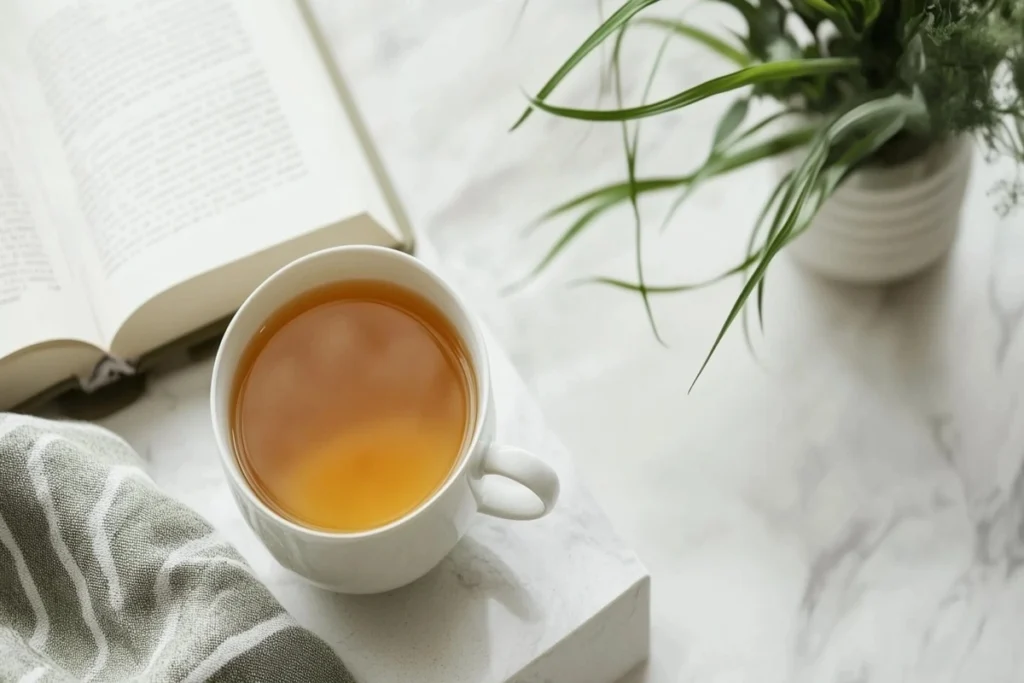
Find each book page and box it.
[0,53,102,360]
[13,0,401,345]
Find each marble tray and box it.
[97,338,650,683]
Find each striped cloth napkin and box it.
[0,414,353,682]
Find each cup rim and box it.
[210,245,491,540]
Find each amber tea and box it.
[230,280,473,533]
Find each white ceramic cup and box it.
[210,246,560,594]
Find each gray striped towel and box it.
[0,414,354,682]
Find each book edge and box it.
[295,0,416,253]
[14,241,415,417]
[506,573,651,683]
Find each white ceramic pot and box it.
[785,137,972,284]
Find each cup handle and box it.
[473,444,560,521]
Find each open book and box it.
[0,0,411,412]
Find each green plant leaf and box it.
[635,17,751,66]
[742,165,800,335]
[655,97,752,232]
[861,0,881,28]
[899,0,927,39]
[748,171,794,264]
[695,119,834,384]
[712,98,751,149]
[511,0,663,130]
[527,58,859,122]
[612,19,671,344]
[685,94,924,389]
[688,141,827,390]
[513,196,622,289]
[656,106,740,230]
[704,124,818,170]
[757,159,811,330]
[657,166,710,233]
[801,0,859,39]
[530,176,688,230]
[732,109,797,145]
[579,104,900,373]
[828,91,925,142]
[713,0,785,60]
[595,0,614,98]
[832,120,905,178]
[581,249,764,292]
[724,27,755,55]
[898,33,926,82]
[512,0,532,35]
[742,170,793,351]
[529,123,814,251]
[791,0,823,32]
[714,0,759,29]
[834,0,858,25]
[578,164,792,303]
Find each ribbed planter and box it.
[784,137,973,284]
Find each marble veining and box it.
[9,0,1007,679]
[303,0,1024,680]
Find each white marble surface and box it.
[305,1,1024,681]
[96,340,648,683]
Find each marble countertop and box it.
[309,1,1024,681]
[97,341,649,683]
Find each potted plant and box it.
[513,0,1024,386]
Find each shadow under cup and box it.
[227,277,480,536]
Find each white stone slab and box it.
[303,0,1024,678]
[97,340,649,683]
